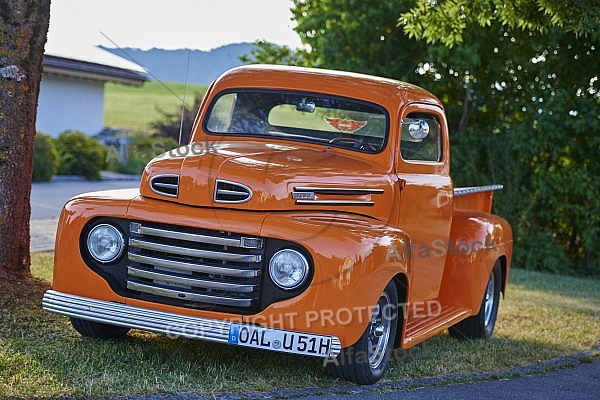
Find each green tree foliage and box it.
[150,95,204,145]
[400,0,600,47]
[32,132,58,182]
[245,0,600,276]
[240,40,312,66]
[441,26,600,276]
[55,131,107,181]
[106,134,178,175]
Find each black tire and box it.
[70,318,130,339]
[326,280,399,385]
[449,261,502,339]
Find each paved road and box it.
[30,174,139,251]
[31,174,139,219]
[291,358,600,400]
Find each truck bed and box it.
[453,185,504,213]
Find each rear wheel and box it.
[449,261,501,339]
[326,280,398,384]
[70,318,130,339]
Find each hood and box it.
[140,141,396,221]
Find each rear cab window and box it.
[400,113,442,162]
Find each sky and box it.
[46,0,303,53]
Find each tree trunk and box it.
[0,0,51,277]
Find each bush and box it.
[32,132,58,182]
[55,130,107,180]
[105,134,178,175]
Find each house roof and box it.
[43,45,148,86]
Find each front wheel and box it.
[449,261,502,339]
[326,280,399,384]
[70,318,130,339]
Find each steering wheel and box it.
[329,136,378,152]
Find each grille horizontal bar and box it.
[127,266,256,293]
[132,224,263,249]
[127,281,254,307]
[129,238,262,263]
[128,253,260,278]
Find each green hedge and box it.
[32,132,58,182]
[54,130,107,180]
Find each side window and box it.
[400,113,442,162]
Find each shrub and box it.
[32,132,58,182]
[55,130,107,180]
[105,133,178,175]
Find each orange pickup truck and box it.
[43,65,513,384]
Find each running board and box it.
[402,303,471,348]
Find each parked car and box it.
[43,65,513,384]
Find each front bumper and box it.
[42,290,342,358]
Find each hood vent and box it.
[214,179,252,203]
[150,174,179,198]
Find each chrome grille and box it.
[127,222,264,310]
[214,179,252,203]
[150,174,179,198]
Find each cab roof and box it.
[211,64,443,111]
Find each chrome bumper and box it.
[42,290,341,358]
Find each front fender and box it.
[249,212,411,347]
[52,189,139,301]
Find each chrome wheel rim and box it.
[368,292,392,369]
[484,272,495,326]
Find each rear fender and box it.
[437,210,513,312]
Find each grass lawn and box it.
[0,253,598,398]
[104,81,207,132]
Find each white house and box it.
[37,46,147,137]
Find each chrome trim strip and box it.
[296,200,375,206]
[42,290,341,358]
[134,225,249,248]
[128,253,260,278]
[127,266,256,293]
[214,179,253,204]
[294,186,384,195]
[454,185,504,197]
[149,174,180,198]
[217,189,249,196]
[129,239,262,263]
[127,281,253,307]
[153,183,178,190]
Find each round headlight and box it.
[269,249,309,290]
[87,224,125,263]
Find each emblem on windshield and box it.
[324,117,367,133]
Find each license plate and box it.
[228,323,332,357]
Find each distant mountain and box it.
[100,43,255,85]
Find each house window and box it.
[400,114,442,162]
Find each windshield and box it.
[204,90,388,153]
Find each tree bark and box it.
[0,0,51,277]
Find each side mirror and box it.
[408,119,429,141]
